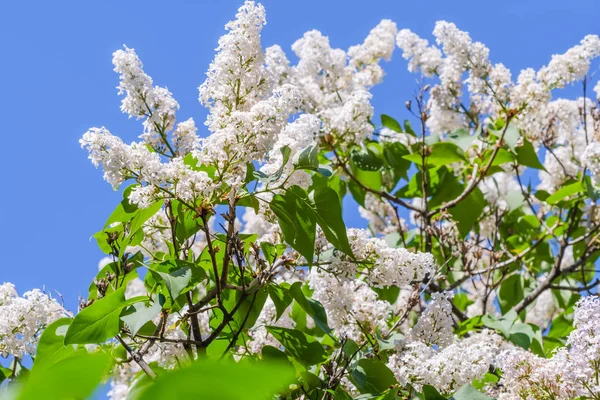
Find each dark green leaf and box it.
[293,143,319,171]
[349,358,397,394]
[289,282,331,334]
[268,284,293,321]
[312,187,352,256]
[270,186,317,262]
[381,114,402,133]
[448,187,486,237]
[266,327,326,366]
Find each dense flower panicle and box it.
[309,268,390,341]
[396,29,442,76]
[582,141,600,184]
[199,1,268,129]
[291,29,349,111]
[112,46,154,119]
[497,296,600,399]
[81,127,214,207]
[348,20,397,87]
[388,330,502,394]
[265,45,291,87]
[410,291,454,347]
[113,47,179,149]
[0,283,65,358]
[537,35,600,89]
[197,82,302,187]
[172,118,199,156]
[327,228,434,288]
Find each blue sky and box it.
[0,0,598,314]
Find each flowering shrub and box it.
[4,2,600,399]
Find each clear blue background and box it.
[1,0,598,313]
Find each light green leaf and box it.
[154,266,193,301]
[16,352,111,400]
[137,359,294,400]
[64,287,128,344]
[121,295,164,336]
[546,181,583,205]
[451,384,493,400]
[32,318,74,370]
[381,114,403,133]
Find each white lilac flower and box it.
[113,47,179,149]
[582,141,600,184]
[0,283,65,358]
[410,291,454,348]
[388,330,502,394]
[326,228,434,287]
[309,267,390,341]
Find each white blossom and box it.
[0,283,65,358]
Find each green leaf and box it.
[32,318,74,370]
[482,310,517,338]
[289,282,331,333]
[404,119,417,136]
[293,143,319,171]
[16,352,111,400]
[266,327,327,366]
[503,123,520,151]
[381,114,403,133]
[447,128,475,151]
[253,146,292,183]
[153,266,193,301]
[498,274,524,313]
[429,142,467,165]
[137,359,294,400]
[270,186,317,262]
[451,384,493,400]
[268,284,293,321]
[515,139,545,170]
[232,288,268,331]
[121,295,164,336]
[351,145,384,171]
[350,358,397,394]
[312,187,352,256]
[64,287,128,344]
[545,181,583,205]
[405,142,467,167]
[487,148,515,166]
[423,385,448,400]
[508,323,534,350]
[448,187,486,237]
[383,141,411,180]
